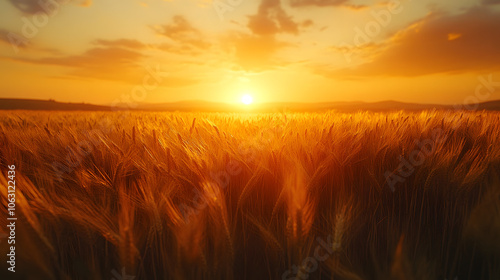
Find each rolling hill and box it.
[1,98,499,112]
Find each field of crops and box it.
[1,110,500,280]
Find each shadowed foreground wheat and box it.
[0,110,499,280]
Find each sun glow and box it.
[241,94,254,105]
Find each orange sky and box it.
[1,0,499,105]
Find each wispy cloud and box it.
[289,0,349,7]
[327,7,500,77]
[248,0,300,36]
[153,15,211,50]
[93,39,146,50]
[7,0,91,14]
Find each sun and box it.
[241,94,254,105]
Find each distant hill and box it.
[0,99,112,111]
[137,100,500,112]
[139,100,235,112]
[477,100,500,111]
[1,98,500,112]
[244,101,451,112]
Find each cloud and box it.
[0,29,30,50]
[289,0,349,7]
[152,14,292,73]
[8,0,62,14]
[156,43,206,56]
[36,47,144,68]
[247,0,299,36]
[329,7,500,77]
[7,38,199,87]
[93,39,146,50]
[288,0,367,9]
[344,4,368,10]
[224,0,300,71]
[7,0,91,14]
[153,15,210,50]
[10,46,148,82]
[0,28,61,54]
[302,19,314,28]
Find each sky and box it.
[0,0,499,105]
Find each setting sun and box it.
[241,94,254,105]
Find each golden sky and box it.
[1,0,499,105]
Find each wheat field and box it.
[1,110,500,280]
